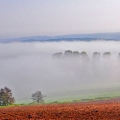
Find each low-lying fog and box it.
[0,41,120,103]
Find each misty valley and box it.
[0,41,120,104]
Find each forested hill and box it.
[1,32,120,43]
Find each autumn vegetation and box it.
[1,99,120,119]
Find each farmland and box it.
[0,99,120,120]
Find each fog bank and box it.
[0,41,120,103]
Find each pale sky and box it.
[0,0,120,39]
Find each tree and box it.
[72,51,80,57]
[52,52,62,58]
[31,91,45,103]
[0,87,15,106]
[103,52,111,58]
[80,51,89,59]
[93,52,100,59]
[64,50,72,57]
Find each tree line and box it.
[52,50,120,59]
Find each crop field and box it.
[0,99,120,120]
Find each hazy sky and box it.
[0,0,120,38]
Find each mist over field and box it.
[0,41,120,103]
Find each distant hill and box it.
[0,32,120,43]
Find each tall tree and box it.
[31,91,44,103]
[0,87,15,106]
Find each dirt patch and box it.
[0,99,120,120]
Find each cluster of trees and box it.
[0,87,45,106]
[52,50,120,59]
[52,50,88,59]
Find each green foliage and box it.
[0,87,15,106]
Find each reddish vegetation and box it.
[0,100,120,120]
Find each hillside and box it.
[1,32,120,43]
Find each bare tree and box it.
[31,91,45,103]
[0,87,15,106]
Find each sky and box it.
[0,0,120,39]
[0,41,120,103]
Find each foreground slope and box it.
[0,99,120,120]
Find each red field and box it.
[0,99,120,120]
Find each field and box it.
[0,99,120,120]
